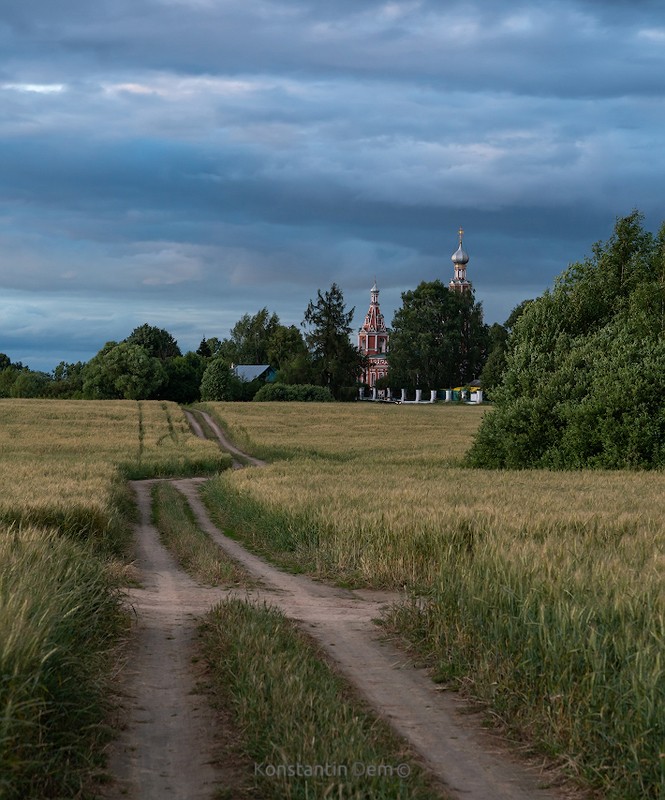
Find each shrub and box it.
[253,383,333,402]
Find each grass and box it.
[199,401,665,799]
[0,398,232,797]
[124,400,231,480]
[0,524,125,799]
[151,482,250,586]
[0,399,229,549]
[201,598,446,800]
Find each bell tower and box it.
[358,280,389,387]
[449,227,471,293]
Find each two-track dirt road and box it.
[102,410,571,800]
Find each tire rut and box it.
[174,478,564,800]
[102,480,233,800]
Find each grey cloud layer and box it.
[1,0,664,368]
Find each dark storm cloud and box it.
[1,0,664,369]
[2,0,664,96]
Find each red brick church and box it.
[357,280,389,388]
[358,228,471,386]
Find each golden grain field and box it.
[201,401,665,798]
[0,399,225,537]
[0,398,230,797]
[202,402,665,586]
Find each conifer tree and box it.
[303,283,364,399]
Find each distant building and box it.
[357,282,389,387]
[449,227,472,293]
[357,229,473,387]
[232,364,276,383]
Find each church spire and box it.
[449,227,471,292]
[358,280,389,387]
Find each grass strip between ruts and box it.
[151,481,251,587]
[201,598,446,800]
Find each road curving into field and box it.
[104,409,570,800]
[184,408,266,468]
[175,477,565,800]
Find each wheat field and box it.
[0,399,226,539]
[201,401,665,798]
[201,402,664,586]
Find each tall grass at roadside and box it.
[202,459,665,589]
[199,402,665,798]
[384,522,665,799]
[201,598,445,800]
[122,401,230,479]
[0,524,124,799]
[151,482,249,586]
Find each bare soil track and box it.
[103,409,571,800]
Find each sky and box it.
[1,0,665,371]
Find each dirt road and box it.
[177,477,563,800]
[103,481,230,800]
[103,410,568,799]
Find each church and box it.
[357,228,472,387]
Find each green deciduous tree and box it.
[0,366,20,397]
[469,211,665,469]
[125,324,181,360]
[200,357,241,401]
[82,341,166,400]
[218,309,281,366]
[48,361,85,398]
[303,283,364,399]
[388,280,488,390]
[154,352,206,403]
[9,370,51,398]
[268,324,313,384]
[479,300,534,398]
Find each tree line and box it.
[1,280,493,402]
[5,211,661,468]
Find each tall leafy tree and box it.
[267,324,313,383]
[10,370,51,398]
[303,283,364,398]
[199,337,223,358]
[469,211,665,469]
[388,280,488,389]
[82,341,166,400]
[200,357,240,401]
[218,308,281,365]
[48,361,86,398]
[479,300,533,397]
[0,355,21,397]
[125,324,181,360]
[153,352,206,403]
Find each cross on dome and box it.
[451,227,469,266]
